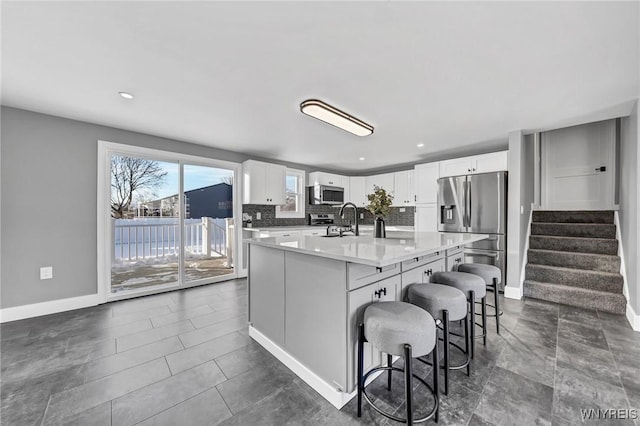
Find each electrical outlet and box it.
[360,213,364,219]
[256,212,261,220]
[399,208,406,213]
[40,266,53,280]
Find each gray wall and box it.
[619,101,639,314]
[0,107,322,309]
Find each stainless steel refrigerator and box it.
[438,171,507,290]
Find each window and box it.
[276,168,306,218]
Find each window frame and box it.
[275,168,306,218]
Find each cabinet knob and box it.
[424,268,433,276]
[468,168,471,172]
[376,267,383,273]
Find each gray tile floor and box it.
[1,278,639,425]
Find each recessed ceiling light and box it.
[359,157,365,161]
[119,91,134,100]
[417,143,424,148]
[300,99,373,137]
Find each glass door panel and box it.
[110,155,180,294]
[183,164,235,285]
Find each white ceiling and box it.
[2,1,638,172]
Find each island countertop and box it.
[246,231,487,267]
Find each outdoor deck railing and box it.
[113,218,231,262]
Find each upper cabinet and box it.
[365,173,394,196]
[392,170,415,206]
[414,162,439,204]
[439,151,508,178]
[349,176,368,208]
[242,160,286,205]
[308,172,346,187]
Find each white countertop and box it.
[246,232,487,267]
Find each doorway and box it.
[98,141,241,302]
[541,120,616,210]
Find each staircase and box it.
[523,211,627,314]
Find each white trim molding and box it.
[0,294,101,324]
[615,211,640,331]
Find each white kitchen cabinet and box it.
[266,230,301,238]
[366,173,394,196]
[308,172,346,187]
[439,151,508,178]
[415,204,438,233]
[392,170,415,207]
[242,160,286,205]
[414,162,439,204]
[474,151,508,174]
[300,229,325,237]
[400,258,446,300]
[349,176,368,207]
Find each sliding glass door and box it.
[100,141,240,301]
[183,164,235,285]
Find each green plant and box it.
[366,185,394,218]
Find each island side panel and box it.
[248,244,285,346]
[284,251,349,391]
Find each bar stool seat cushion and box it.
[364,301,436,358]
[458,264,501,285]
[431,271,486,299]
[407,284,467,322]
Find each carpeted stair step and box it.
[525,264,623,293]
[524,281,626,314]
[532,210,614,224]
[529,235,618,255]
[531,223,616,239]
[527,249,620,273]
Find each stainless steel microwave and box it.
[308,185,345,205]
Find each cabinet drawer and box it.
[347,262,400,291]
[446,253,464,271]
[446,245,464,257]
[401,251,443,272]
[267,230,301,238]
[300,229,324,237]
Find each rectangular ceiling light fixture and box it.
[300,99,373,136]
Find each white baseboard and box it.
[0,294,101,323]
[504,286,523,300]
[249,326,355,409]
[626,302,640,331]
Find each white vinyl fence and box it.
[113,217,232,262]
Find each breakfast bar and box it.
[246,231,487,408]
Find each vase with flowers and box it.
[365,185,394,238]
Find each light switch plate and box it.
[256,212,261,220]
[399,208,406,212]
[40,266,53,280]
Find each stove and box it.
[309,213,335,226]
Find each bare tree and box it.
[111,156,168,218]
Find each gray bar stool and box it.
[458,264,502,334]
[357,301,439,425]
[430,271,487,358]
[406,283,471,395]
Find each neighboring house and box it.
[138,183,233,219]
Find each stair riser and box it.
[531,223,616,239]
[525,265,623,293]
[529,236,618,255]
[532,211,614,224]
[524,282,626,315]
[527,250,620,273]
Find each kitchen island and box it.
[246,232,487,408]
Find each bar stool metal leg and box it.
[404,344,413,426]
[357,323,364,417]
[469,290,476,359]
[494,278,501,334]
[464,314,471,376]
[442,310,450,395]
[387,354,393,391]
[433,336,440,423]
[481,296,487,346]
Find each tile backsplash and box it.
[242,204,415,228]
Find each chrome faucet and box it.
[339,202,359,236]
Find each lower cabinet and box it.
[400,257,446,300]
[446,246,464,271]
[346,275,401,392]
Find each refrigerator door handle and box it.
[468,180,472,229]
[463,180,468,228]
[464,249,498,258]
